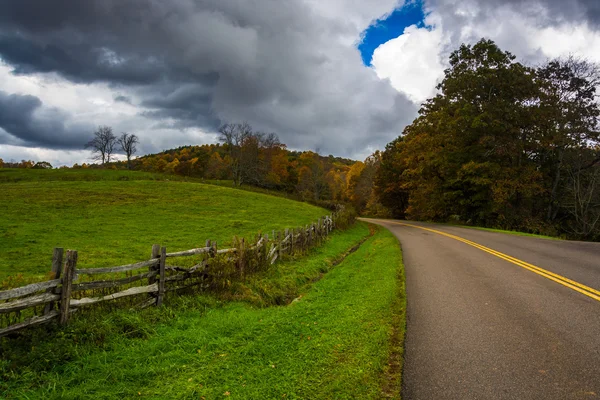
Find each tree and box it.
[18,160,34,168]
[218,122,253,186]
[117,132,139,169]
[562,149,600,239]
[374,137,410,218]
[85,126,117,165]
[536,57,600,223]
[296,151,328,201]
[375,39,544,228]
[0,158,4,168]
[33,161,53,169]
[374,39,600,238]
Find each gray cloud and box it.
[427,0,599,28]
[0,90,92,149]
[0,0,416,158]
[1,0,595,160]
[424,0,600,69]
[114,95,132,104]
[481,0,599,26]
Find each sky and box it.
[0,0,599,166]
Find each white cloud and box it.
[0,144,96,166]
[371,22,447,103]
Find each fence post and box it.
[44,247,64,315]
[304,225,308,251]
[239,238,246,276]
[148,244,160,304]
[59,250,77,325]
[156,247,166,306]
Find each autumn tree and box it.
[375,39,543,227]
[85,126,117,165]
[375,39,600,238]
[374,137,410,218]
[296,151,328,201]
[218,122,253,186]
[536,57,600,225]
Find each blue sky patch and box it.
[358,0,427,66]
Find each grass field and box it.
[0,169,327,283]
[1,222,406,399]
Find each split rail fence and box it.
[0,212,348,338]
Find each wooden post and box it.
[239,238,246,276]
[150,244,160,285]
[277,231,281,260]
[59,250,77,325]
[148,244,160,305]
[44,248,63,315]
[156,247,166,306]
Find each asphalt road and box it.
[363,219,600,400]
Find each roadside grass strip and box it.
[3,224,406,399]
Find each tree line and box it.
[375,39,600,240]
[71,123,381,211]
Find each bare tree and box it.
[85,126,117,165]
[118,132,139,169]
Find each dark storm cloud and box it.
[0,34,170,85]
[0,91,92,149]
[0,0,417,157]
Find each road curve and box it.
[363,219,600,400]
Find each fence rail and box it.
[0,211,350,338]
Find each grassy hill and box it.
[0,168,407,399]
[0,169,327,283]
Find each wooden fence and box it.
[0,211,350,338]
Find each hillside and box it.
[0,169,327,283]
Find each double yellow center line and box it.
[376,220,600,302]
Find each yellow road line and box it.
[369,219,600,302]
